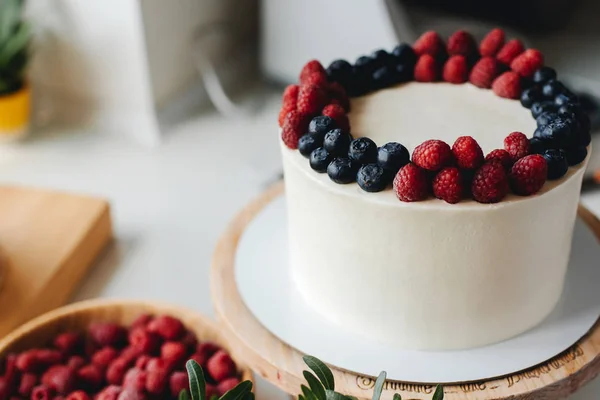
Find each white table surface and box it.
[2,93,600,400]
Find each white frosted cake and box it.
[278,29,591,349]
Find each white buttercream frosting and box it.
[281,82,589,350]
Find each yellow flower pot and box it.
[0,84,30,139]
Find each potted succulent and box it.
[0,0,31,139]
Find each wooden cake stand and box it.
[211,182,600,400]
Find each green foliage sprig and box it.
[0,0,31,95]
[181,355,444,400]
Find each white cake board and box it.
[235,195,600,384]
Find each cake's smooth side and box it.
[282,143,588,350]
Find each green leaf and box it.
[303,356,335,390]
[346,397,359,400]
[242,392,254,400]
[0,0,21,45]
[0,21,30,67]
[301,385,317,400]
[372,372,386,400]
[303,371,326,400]
[325,390,348,400]
[179,390,191,400]
[392,394,401,400]
[220,381,253,400]
[186,360,206,400]
[298,395,306,400]
[432,385,444,400]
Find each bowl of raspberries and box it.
[0,299,253,400]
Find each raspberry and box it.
[53,333,83,356]
[321,103,349,132]
[31,385,55,400]
[301,72,328,89]
[190,342,219,367]
[206,351,237,382]
[134,356,150,370]
[4,354,18,386]
[18,373,38,397]
[169,372,189,397]
[180,331,198,352]
[147,316,185,341]
[297,84,327,116]
[106,358,129,385]
[282,84,299,105]
[447,30,476,57]
[471,162,509,203]
[121,347,142,365]
[393,163,430,202]
[128,328,160,355]
[217,378,240,396]
[510,49,544,78]
[281,110,310,149]
[414,55,439,82]
[145,369,169,396]
[327,82,350,112]
[91,347,119,370]
[496,39,525,65]
[510,154,548,195]
[206,384,219,399]
[116,387,147,400]
[469,57,501,89]
[299,60,326,84]
[160,342,187,368]
[480,28,505,57]
[36,350,63,366]
[123,368,147,392]
[452,136,484,170]
[492,71,522,99]
[145,358,168,373]
[95,385,121,400]
[84,342,98,358]
[412,139,453,171]
[504,131,530,161]
[76,364,103,389]
[0,378,8,400]
[442,55,468,84]
[130,314,153,331]
[67,356,86,371]
[41,366,75,395]
[16,350,41,372]
[413,31,445,57]
[486,149,514,171]
[278,105,295,128]
[89,323,127,348]
[65,391,91,400]
[432,167,464,204]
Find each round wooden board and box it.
[211,181,600,400]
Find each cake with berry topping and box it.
[278,29,591,349]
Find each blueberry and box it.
[357,164,388,192]
[536,111,559,127]
[542,149,568,180]
[520,87,541,109]
[579,129,592,146]
[529,136,555,154]
[542,80,566,98]
[533,67,557,85]
[308,116,336,137]
[372,66,397,89]
[348,137,378,164]
[355,55,377,75]
[323,129,352,156]
[558,103,582,116]
[298,134,322,158]
[555,92,578,107]
[531,101,556,118]
[564,146,588,166]
[539,120,573,146]
[326,59,353,83]
[391,43,417,66]
[377,142,409,174]
[327,157,358,184]
[309,147,332,173]
[394,63,413,82]
[371,49,391,68]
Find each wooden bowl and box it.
[0,299,254,384]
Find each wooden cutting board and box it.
[0,186,112,337]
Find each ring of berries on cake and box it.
[279,28,590,204]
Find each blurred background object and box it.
[0,0,32,141]
[24,0,258,146]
